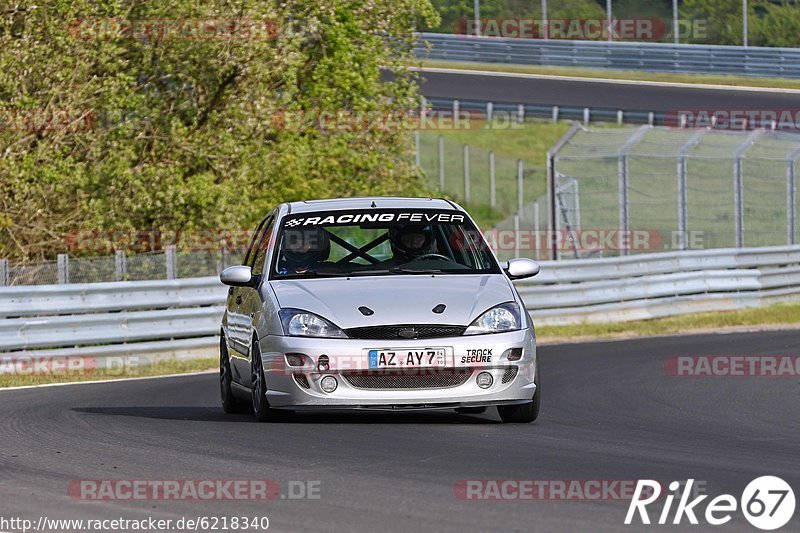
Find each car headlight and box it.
[463,302,521,335]
[278,309,348,338]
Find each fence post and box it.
[0,259,8,286]
[733,130,762,248]
[517,159,524,218]
[513,213,521,259]
[489,151,496,208]
[546,122,582,261]
[438,135,445,193]
[115,250,128,281]
[413,131,420,168]
[57,254,69,284]
[677,129,707,251]
[533,201,540,260]
[618,126,650,256]
[788,150,800,245]
[165,245,177,280]
[463,145,471,204]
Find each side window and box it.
[243,216,270,266]
[249,217,275,276]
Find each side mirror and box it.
[220,265,254,287]
[503,258,540,280]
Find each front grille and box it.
[341,369,472,389]
[345,324,467,340]
[501,366,519,384]
[293,373,310,389]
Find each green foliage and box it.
[0,1,439,260]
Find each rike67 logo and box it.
[626,477,795,530]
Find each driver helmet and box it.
[281,227,330,266]
[388,224,434,262]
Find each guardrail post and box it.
[0,259,8,286]
[617,110,623,125]
[463,144,470,204]
[517,104,525,124]
[486,101,493,122]
[413,131,420,168]
[648,112,654,126]
[552,106,559,123]
[517,159,524,218]
[453,99,459,119]
[57,254,69,284]
[165,245,177,280]
[583,108,590,126]
[438,135,445,193]
[115,250,127,281]
[489,151,496,208]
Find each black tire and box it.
[220,336,249,414]
[498,361,540,423]
[250,340,291,422]
[455,407,487,414]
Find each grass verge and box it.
[419,59,800,90]
[0,357,217,388]
[537,302,800,344]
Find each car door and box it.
[231,213,275,384]
[226,214,271,380]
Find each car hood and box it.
[269,275,515,329]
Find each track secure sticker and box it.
[461,349,493,364]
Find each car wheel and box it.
[498,361,540,423]
[250,340,291,422]
[220,336,249,414]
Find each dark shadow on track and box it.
[72,406,507,425]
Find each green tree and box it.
[0,1,439,260]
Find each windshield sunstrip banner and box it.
[283,210,466,228]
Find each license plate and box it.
[367,348,447,369]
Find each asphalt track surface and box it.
[1,329,799,532]
[417,69,800,113]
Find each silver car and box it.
[219,197,541,422]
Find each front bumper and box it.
[259,329,537,409]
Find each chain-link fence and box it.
[0,248,245,286]
[549,125,800,259]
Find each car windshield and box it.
[270,208,500,279]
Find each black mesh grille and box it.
[344,324,467,340]
[501,366,519,384]
[341,369,472,389]
[293,373,310,389]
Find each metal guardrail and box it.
[1,246,799,369]
[415,33,800,78]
